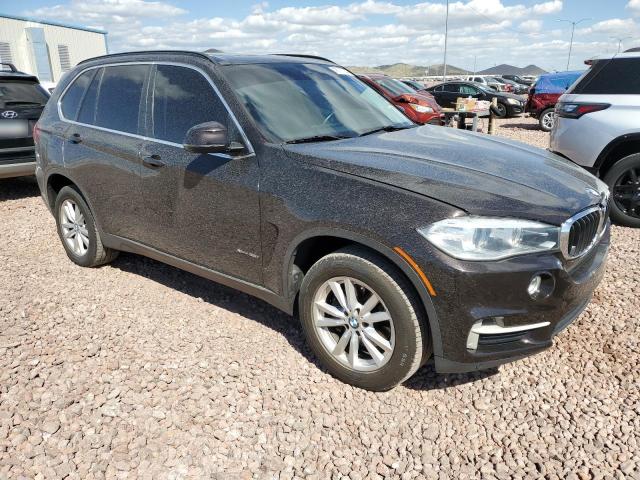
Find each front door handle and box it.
[69,133,82,144]
[142,154,165,168]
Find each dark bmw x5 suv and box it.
[35,51,610,391]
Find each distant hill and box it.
[477,64,547,76]
[348,62,469,77]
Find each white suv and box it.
[550,51,640,227]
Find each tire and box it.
[603,153,640,228]
[298,246,430,391]
[494,102,507,118]
[54,185,118,267]
[539,108,555,132]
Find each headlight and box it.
[418,217,559,261]
[506,98,520,105]
[409,103,433,113]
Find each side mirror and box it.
[184,121,243,154]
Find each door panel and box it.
[139,63,262,284]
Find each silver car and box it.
[550,51,640,228]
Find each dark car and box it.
[502,74,532,86]
[525,71,582,132]
[0,63,50,179]
[358,73,443,125]
[35,51,610,391]
[426,81,524,117]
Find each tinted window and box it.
[60,70,95,119]
[460,85,479,95]
[570,58,640,95]
[443,84,461,93]
[152,65,227,144]
[432,85,444,92]
[95,65,148,134]
[77,68,102,125]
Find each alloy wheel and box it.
[541,111,555,130]
[312,277,395,372]
[613,167,640,219]
[60,199,89,256]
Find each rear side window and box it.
[77,68,102,125]
[60,69,95,120]
[570,58,640,95]
[95,65,148,134]
[151,64,227,144]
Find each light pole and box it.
[610,36,632,53]
[557,18,590,70]
[442,0,449,82]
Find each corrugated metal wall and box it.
[0,16,107,83]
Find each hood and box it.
[283,126,605,225]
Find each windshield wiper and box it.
[358,125,416,137]
[285,134,353,144]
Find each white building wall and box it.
[0,15,107,83]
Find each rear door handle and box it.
[142,154,165,168]
[69,133,82,144]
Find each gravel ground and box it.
[1,120,639,479]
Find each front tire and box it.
[539,108,555,132]
[54,186,118,267]
[494,102,507,118]
[299,246,430,391]
[604,153,640,228]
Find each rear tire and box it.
[298,246,430,391]
[494,102,507,118]
[539,108,555,132]
[603,153,640,228]
[54,186,118,267]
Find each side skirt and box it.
[102,233,294,314]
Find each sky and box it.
[6,0,640,71]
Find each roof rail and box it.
[0,62,17,72]
[78,50,212,66]
[272,54,336,64]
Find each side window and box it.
[460,85,478,95]
[60,69,96,120]
[433,85,444,92]
[152,64,228,145]
[444,84,461,93]
[95,65,148,134]
[572,58,640,95]
[77,68,102,125]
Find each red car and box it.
[525,71,582,132]
[358,73,443,125]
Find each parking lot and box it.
[1,118,639,479]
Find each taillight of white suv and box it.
[555,102,610,119]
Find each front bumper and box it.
[409,224,610,373]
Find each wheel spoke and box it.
[78,226,89,237]
[344,278,358,310]
[629,168,638,183]
[362,327,392,352]
[75,234,83,253]
[348,331,359,368]
[363,311,391,323]
[332,329,352,356]
[79,233,89,247]
[361,333,384,365]
[61,222,74,230]
[64,203,75,221]
[315,301,346,319]
[315,317,348,328]
[329,281,348,311]
[359,292,380,317]
[63,229,75,239]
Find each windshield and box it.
[373,77,416,96]
[0,80,49,107]
[223,63,412,143]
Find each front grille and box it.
[561,203,607,259]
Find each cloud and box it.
[21,0,636,71]
[628,0,640,15]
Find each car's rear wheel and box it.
[494,102,507,118]
[299,246,429,391]
[539,108,555,132]
[54,186,118,267]
[604,153,640,228]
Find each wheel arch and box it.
[283,228,443,358]
[594,133,640,177]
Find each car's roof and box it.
[358,73,389,79]
[587,51,640,61]
[0,70,39,82]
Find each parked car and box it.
[487,76,514,93]
[501,74,533,86]
[426,81,524,117]
[525,71,582,132]
[358,73,443,125]
[464,76,503,91]
[0,63,50,179]
[36,51,610,391]
[401,79,427,91]
[497,77,528,95]
[550,51,640,227]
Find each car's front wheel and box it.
[494,102,507,118]
[604,153,640,228]
[299,246,429,391]
[539,108,555,132]
[54,186,118,267]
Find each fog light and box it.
[527,273,555,300]
[527,275,542,297]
